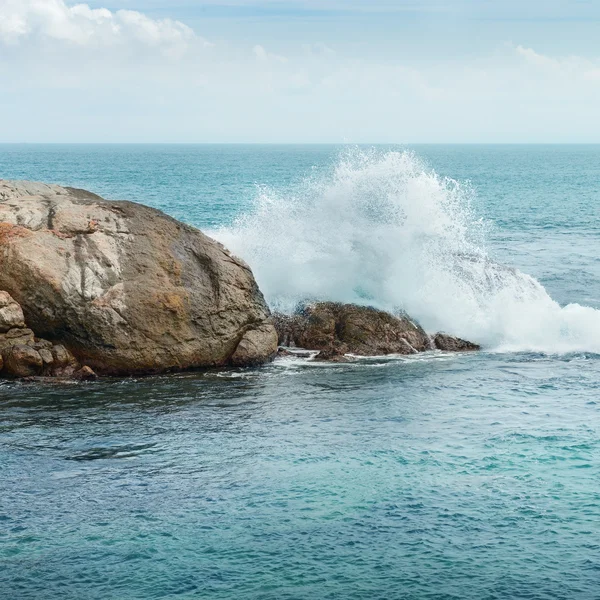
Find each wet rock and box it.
[274,302,430,356]
[1,345,44,378]
[0,180,277,374]
[314,344,352,363]
[73,365,98,381]
[433,333,480,352]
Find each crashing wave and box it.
[215,148,600,353]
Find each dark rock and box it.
[273,302,430,356]
[51,344,78,370]
[0,328,35,351]
[32,339,53,351]
[314,344,352,363]
[433,333,480,352]
[0,180,277,374]
[73,365,98,381]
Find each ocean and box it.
[1,144,600,599]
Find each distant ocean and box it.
[2,144,600,599]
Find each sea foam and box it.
[215,148,600,353]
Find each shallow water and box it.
[1,145,600,598]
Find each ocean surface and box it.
[1,144,600,599]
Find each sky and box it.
[1,0,600,143]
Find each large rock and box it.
[274,302,432,356]
[0,180,277,375]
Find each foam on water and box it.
[216,148,600,353]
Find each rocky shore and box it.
[0,179,479,381]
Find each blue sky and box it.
[1,0,600,142]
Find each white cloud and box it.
[303,42,336,57]
[515,44,600,82]
[1,2,600,144]
[0,0,199,51]
[253,44,287,63]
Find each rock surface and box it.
[433,333,480,352]
[0,180,277,375]
[0,291,25,332]
[274,302,480,361]
[2,345,44,378]
[274,302,432,356]
[0,290,89,379]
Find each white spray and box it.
[216,148,600,353]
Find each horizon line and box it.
[3,142,600,146]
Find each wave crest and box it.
[216,148,600,353]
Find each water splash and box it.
[216,148,600,353]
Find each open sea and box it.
[1,144,600,599]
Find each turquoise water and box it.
[1,145,600,599]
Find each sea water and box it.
[1,145,599,599]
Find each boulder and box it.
[73,365,98,381]
[0,180,277,375]
[274,302,431,356]
[0,291,25,332]
[1,345,44,378]
[433,333,480,352]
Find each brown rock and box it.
[229,323,278,367]
[0,328,35,351]
[314,344,352,363]
[38,348,54,367]
[433,333,480,352]
[73,365,97,381]
[32,339,53,351]
[0,291,25,332]
[51,344,78,369]
[0,180,277,374]
[274,302,431,356]
[1,345,43,378]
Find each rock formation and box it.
[432,333,480,352]
[0,290,92,379]
[274,302,480,361]
[0,180,278,376]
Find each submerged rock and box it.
[0,180,277,375]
